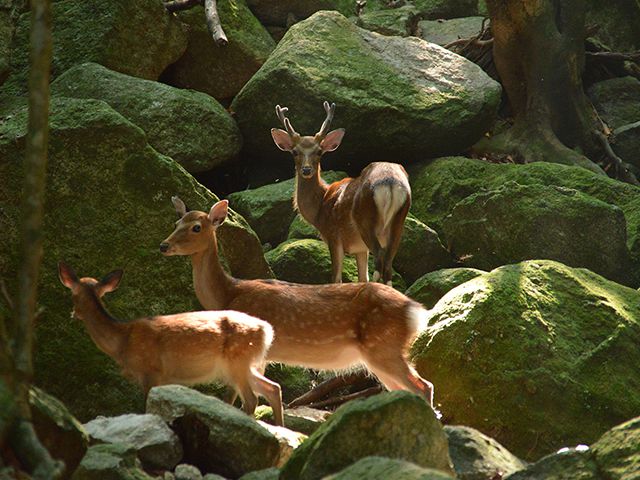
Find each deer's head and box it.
[270,101,345,179]
[160,197,228,256]
[58,261,123,300]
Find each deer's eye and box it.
[192,224,201,233]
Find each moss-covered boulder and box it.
[585,0,640,52]
[442,182,634,285]
[231,11,501,185]
[51,63,241,173]
[418,17,485,46]
[256,406,331,436]
[411,0,478,18]
[30,387,89,479]
[445,426,526,480]
[327,456,456,479]
[395,215,453,285]
[612,121,640,170]
[70,443,154,480]
[239,468,281,480]
[287,214,321,241]
[411,260,640,460]
[408,157,640,279]
[587,77,640,131]
[504,448,598,480]
[4,0,186,95]
[405,268,486,308]
[352,5,421,37]
[228,171,347,246]
[0,97,269,421]
[281,392,454,480]
[246,0,353,27]
[147,385,280,478]
[162,1,275,102]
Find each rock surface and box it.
[232,11,501,185]
[255,406,331,436]
[84,414,182,471]
[405,268,486,308]
[327,456,456,479]
[280,391,455,480]
[147,385,280,478]
[0,97,269,420]
[612,121,640,170]
[411,260,640,460]
[70,443,154,480]
[585,0,640,52]
[163,2,275,101]
[418,17,485,46]
[352,5,421,37]
[52,63,241,173]
[587,77,640,130]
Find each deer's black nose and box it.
[159,243,169,253]
[301,166,312,176]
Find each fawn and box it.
[58,261,284,426]
[270,101,411,285]
[160,198,434,406]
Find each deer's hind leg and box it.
[249,367,284,426]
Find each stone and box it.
[587,77,640,130]
[255,406,331,435]
[29,387,89,479]
[84,414,182,471]
[70,443,154,480]
[280,391,455,480]
[504,448,599,480]
[417,17,485,46]
[612,121,640,170]
[258,421,307,467]
[411,260,640,460]
[231,12,501,185]
[174,464,203,480]
[0,97,269,421]
[405,268,486,308]
[445,425,526,480]
[585,0,640,52]
[238,468,281,480]
[442,182,634,286]
[411,0,478,19]
[591,416,640,480]
[326,456,456,479]
[147,385,280,478]
[352,5,421,37]
[287,214,321,241]
[163,1,275,101]
[4,0,186,95]
[228,171,347,246]
[51,63,241,173]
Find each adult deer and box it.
[58,261,284,426]
[270,101,411,285]
[160,198,434,406]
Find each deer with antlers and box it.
[58,261,284,425]
[160,198,434,406]
[270,101,411,285]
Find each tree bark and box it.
[475,0,637,183]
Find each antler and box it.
[316,101,336,138]
[275,105,299,137]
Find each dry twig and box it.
[288,371,370,408]
[308,385,383,409]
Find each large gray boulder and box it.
[163,1,275,101]
[411,260,640,460]
[418,17,485,46]
[327,456,456,479]
[0,97,269,421]
[231,11,501,185]
[147,385,280,478]
[4,0,186,94]
[352,5,421,37]
[71,443,154,480]
[280,391,455,480]
[405,268,486,308]
[52,63,241,173]
[84,414,182,471]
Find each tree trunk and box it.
[476,0,637,183]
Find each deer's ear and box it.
[320,128,345,152]
[58,261,78,289]
[98,270,123,295]
[208,200,229,228]
[271,128,295,152]
[171,196,188,218]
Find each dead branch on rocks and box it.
[288,371,375,408]
[307,385,383,409]
[163,0,228,47]
[444,17,497,79]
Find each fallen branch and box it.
[287,371,369,408]
[586,51,640,62]
[308,385,383,410]
[163,0,202,13]
[444,17,492,50]
[594,130,640,185]
[204,0,228,47]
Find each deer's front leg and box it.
[328,242,344,283]
[355,251,369,282]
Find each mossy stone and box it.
[231,11,501,185]
[504,448,600,480]
[442,182,634,286]
[281,391,455,480]
[163,1,275,101]
[352,5,421,37]
[591,416,640,479]
[287,214,321,241]
[327,456,456,479]
[411,0,478,18]
[612,121,640,170]
[405,268,486,308]
[585,0,640,52]
[51,63,241,173]
[417,17,485,46]
[256,406,331,436]
[587,77,640,130]
[0,97,269,421]
[4,0,186,95]
[238,468,281,480]
[411,260,640,460]
[70,443,154,480]
[408,157,640,281]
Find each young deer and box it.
[270,101,411,285]
[58,261,284,426]
[160,198,434,406]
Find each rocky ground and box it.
[1,0,640,478]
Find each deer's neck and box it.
[73,294,128,360]
[191,232,235,310]
[294,170,328,227]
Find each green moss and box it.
[329,457,456,480]
[411,259,640,460]
[405,268,485,308]
[264,364,315,404]
[287,214,321,241]
[352,5,420,37]
[592,416,640,478]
